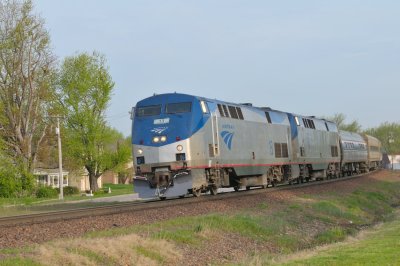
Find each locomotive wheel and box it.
[179,195,185,199]
[233,186,240,192]
[192,189,201,197]
[159,196,166,200]
[246,186,251,191]
[210,185,218,195]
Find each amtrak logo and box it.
[221,131,234,150]
[151,127,168,134]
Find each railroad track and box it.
[0,171,368,228]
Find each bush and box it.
[0,162,22,198]
[61,186,79,196]
[36,186,58,198]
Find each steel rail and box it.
[0,171,369,228]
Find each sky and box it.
[34,0,400,136]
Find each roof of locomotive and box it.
[136,92,336,126]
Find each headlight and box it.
[160,136,167,142]
[153,136,160,143]
[137,149,143,154]
[177,145,183,151]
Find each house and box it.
[388,155,400,170]
[101,161,134,185]
[34,168,69,188]
[68,169,103,192]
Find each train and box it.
[131,93,382,199]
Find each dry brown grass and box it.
[31,233,181,266]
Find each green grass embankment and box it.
[277,214,400,265]
[1,173,400,265]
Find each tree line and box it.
[0,0,131,197]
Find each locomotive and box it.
[131,93,382,199]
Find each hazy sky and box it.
[34,0,400,136]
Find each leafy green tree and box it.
[364,122,400,154]
[0,0,56,173]
[325,113,362,132]
[112,136,133,184]
[57,52,129,191]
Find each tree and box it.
[325,113,362,132]
[0,0,56,173]
[364,122,400,154]
[58,52,127,191]
[112,136,133,184]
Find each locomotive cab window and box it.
[136,105,161,117]
[166,102,192,114]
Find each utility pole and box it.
[56,117,64,200]
[389,133,394,170]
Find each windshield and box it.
[136,105,161,117]
[166,102,192,114]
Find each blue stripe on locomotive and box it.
[132,93,210,146]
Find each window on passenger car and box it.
[166,102,192,114]
[136,105,161,117]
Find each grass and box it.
[0,183,134,217]
[0,258,41,266]
[0,233,182,265]
[1,171,400,265]
[279,213,400,265]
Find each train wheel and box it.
[159,196,166,200]
[210,185,218,195]
[234,186,240,192]
[246,186,251,191]
[179,195,185,199]
[192,189,201,197]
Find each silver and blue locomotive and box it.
[131,93,381,199]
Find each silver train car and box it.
[131,93,381,199]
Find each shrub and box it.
[0,161,22,198]
[36,186,58,198]
[63,186,79,196]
